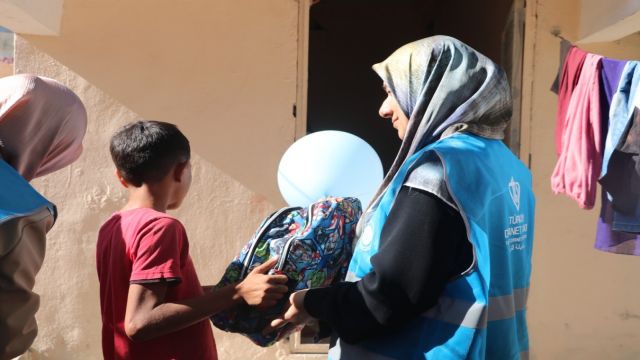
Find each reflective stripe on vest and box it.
[423,287,529,329]
[330,340,531,360]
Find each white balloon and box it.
[277,131,384,208]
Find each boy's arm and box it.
[125,258,287,342]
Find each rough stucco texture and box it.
[579,0,640,38]
[15,37,324,360]
[21,0,299,204]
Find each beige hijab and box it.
[0,74,87,181]
[367,36,512,212]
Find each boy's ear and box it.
[115,169,129,188]
[173,161,188,182]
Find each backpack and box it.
[210,197,362,346]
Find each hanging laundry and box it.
[595,61,640,255]
[551,53,603,209]
[600,61,640,184]
[599,58,628,137]
[601,106,640,233]
[551,41,640,254]
[595,191,640,255]
[555,46,588,155]
[550,39,574,94]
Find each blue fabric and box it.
[601,61,640,232]
[0,159,55,225]
[612,194,640,233]
[343,133,535,359]
[602,61,640,182]
[611,184,640,234]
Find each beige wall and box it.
[0,0,63,35]
[579,0,640,38]
[22,0,299,204]
[523,0,640,359]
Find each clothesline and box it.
[551,38,640,256]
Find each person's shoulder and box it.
[101,208,186,241]
[125,210,188,256]
[133,209,186,234]
[404,151,446,191]
[404,151,457,210]
[98,212,122,236]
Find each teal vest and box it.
[333,133,534,360]
[0,159,56,256]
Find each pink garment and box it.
[555,47,588,155]
[0,74,87,181]
[551,54,603,209]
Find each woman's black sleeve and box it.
[303,186,472,344]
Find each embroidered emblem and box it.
[358,224,374,252]
[509,177,521,211]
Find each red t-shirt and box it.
[96,208,217,360]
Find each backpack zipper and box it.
[275,202,316,271]
[241,206,300,278]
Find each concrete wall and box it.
[522,0,640,358]
[580,0,640,39]
[0,0,62,35]
[21,0,299,204]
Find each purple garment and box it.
[595,57,640,255]
[601,59,627,103]
[599,58,627,141]
[596,191,640,255]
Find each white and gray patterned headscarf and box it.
[367,35,512,212]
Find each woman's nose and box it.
[379,96,393,118]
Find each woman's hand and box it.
[264,289,312,334]
[235,258,289,306]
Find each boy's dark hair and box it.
[110,120,190,187]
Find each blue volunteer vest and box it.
[334,133,534,360]
[0,158,56,255]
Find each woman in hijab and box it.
[270,36,535,359]
[0,74,87,359]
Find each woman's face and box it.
[378,84,410,140]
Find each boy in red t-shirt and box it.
[96,121,288,359]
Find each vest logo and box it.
[357,224,374,252]
[509,177,521,211]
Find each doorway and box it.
[304,0,523,173]
[291,0,524,353]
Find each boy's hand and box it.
[236,258,288,306]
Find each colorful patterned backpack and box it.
[210,197,362,346]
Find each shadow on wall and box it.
[20,0,299,205]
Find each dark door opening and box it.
[306,0,521,173]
